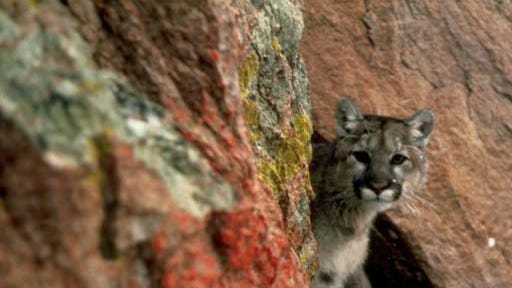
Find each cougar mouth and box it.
[354,181,402,203]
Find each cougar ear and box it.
[405,109,434,148]
[335,98,364,136]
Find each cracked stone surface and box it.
[0,1,312,287]
[301,0,512,287]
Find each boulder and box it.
[0,0,313,287]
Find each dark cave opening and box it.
[366,214,435,288]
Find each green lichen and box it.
[257,158,280,192]
[271,37,282,54]
[269,0,304,59]
[250,111,315,274]
[293,114,313,144]
[239,0,317,274]
[298,233,319,278]
[243,97,264,143]
[239,41,313,196]
[27,0,39,9]
[240,48,264,144]
[299,249,314,277]
[91,133,120,260]
[239,49,259,97]
[252,113,313,195]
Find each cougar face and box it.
[326,98,434,211]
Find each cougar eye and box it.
[391,154,408,165]
[352,150,371,164]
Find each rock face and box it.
[237,0,316,275]
[301,1,512,287]
[0,1,313,287]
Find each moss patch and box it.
[27,0,39,9]
[271,37,282,54]
[239,49,260,97]
[253,113,313,195]
[243,97,263,143]
[238,0,316,275]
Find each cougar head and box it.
[329,98,434,211]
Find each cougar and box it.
[310,98,434,288]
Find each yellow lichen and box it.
[252,113,313,196]
[239,49,264,143]
[271,37,282,54]
[258,158,282,193]
[305,253,319,278]
[299,248,317,277]
[293,114,313,145]
[27,0,39,8]
[239,45,313,199]
[243,97,263,143]
[85,130,114,190]
[239,49,260,97]
[77,79,109,96]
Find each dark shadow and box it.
[366,214,435,288]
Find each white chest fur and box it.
[313,231,370,287]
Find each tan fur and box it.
[311,98,434,288]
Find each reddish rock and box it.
[76,0,312,285]
[302,0,512,287]
[0,1,311,287]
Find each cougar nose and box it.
[369,181,390,193]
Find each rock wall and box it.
[0,1,313,287]
[237,0,316,275]
[301,1,512,287]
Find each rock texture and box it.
[237,0,316,274]
[0,1,313,287]
[302,1,512,287]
